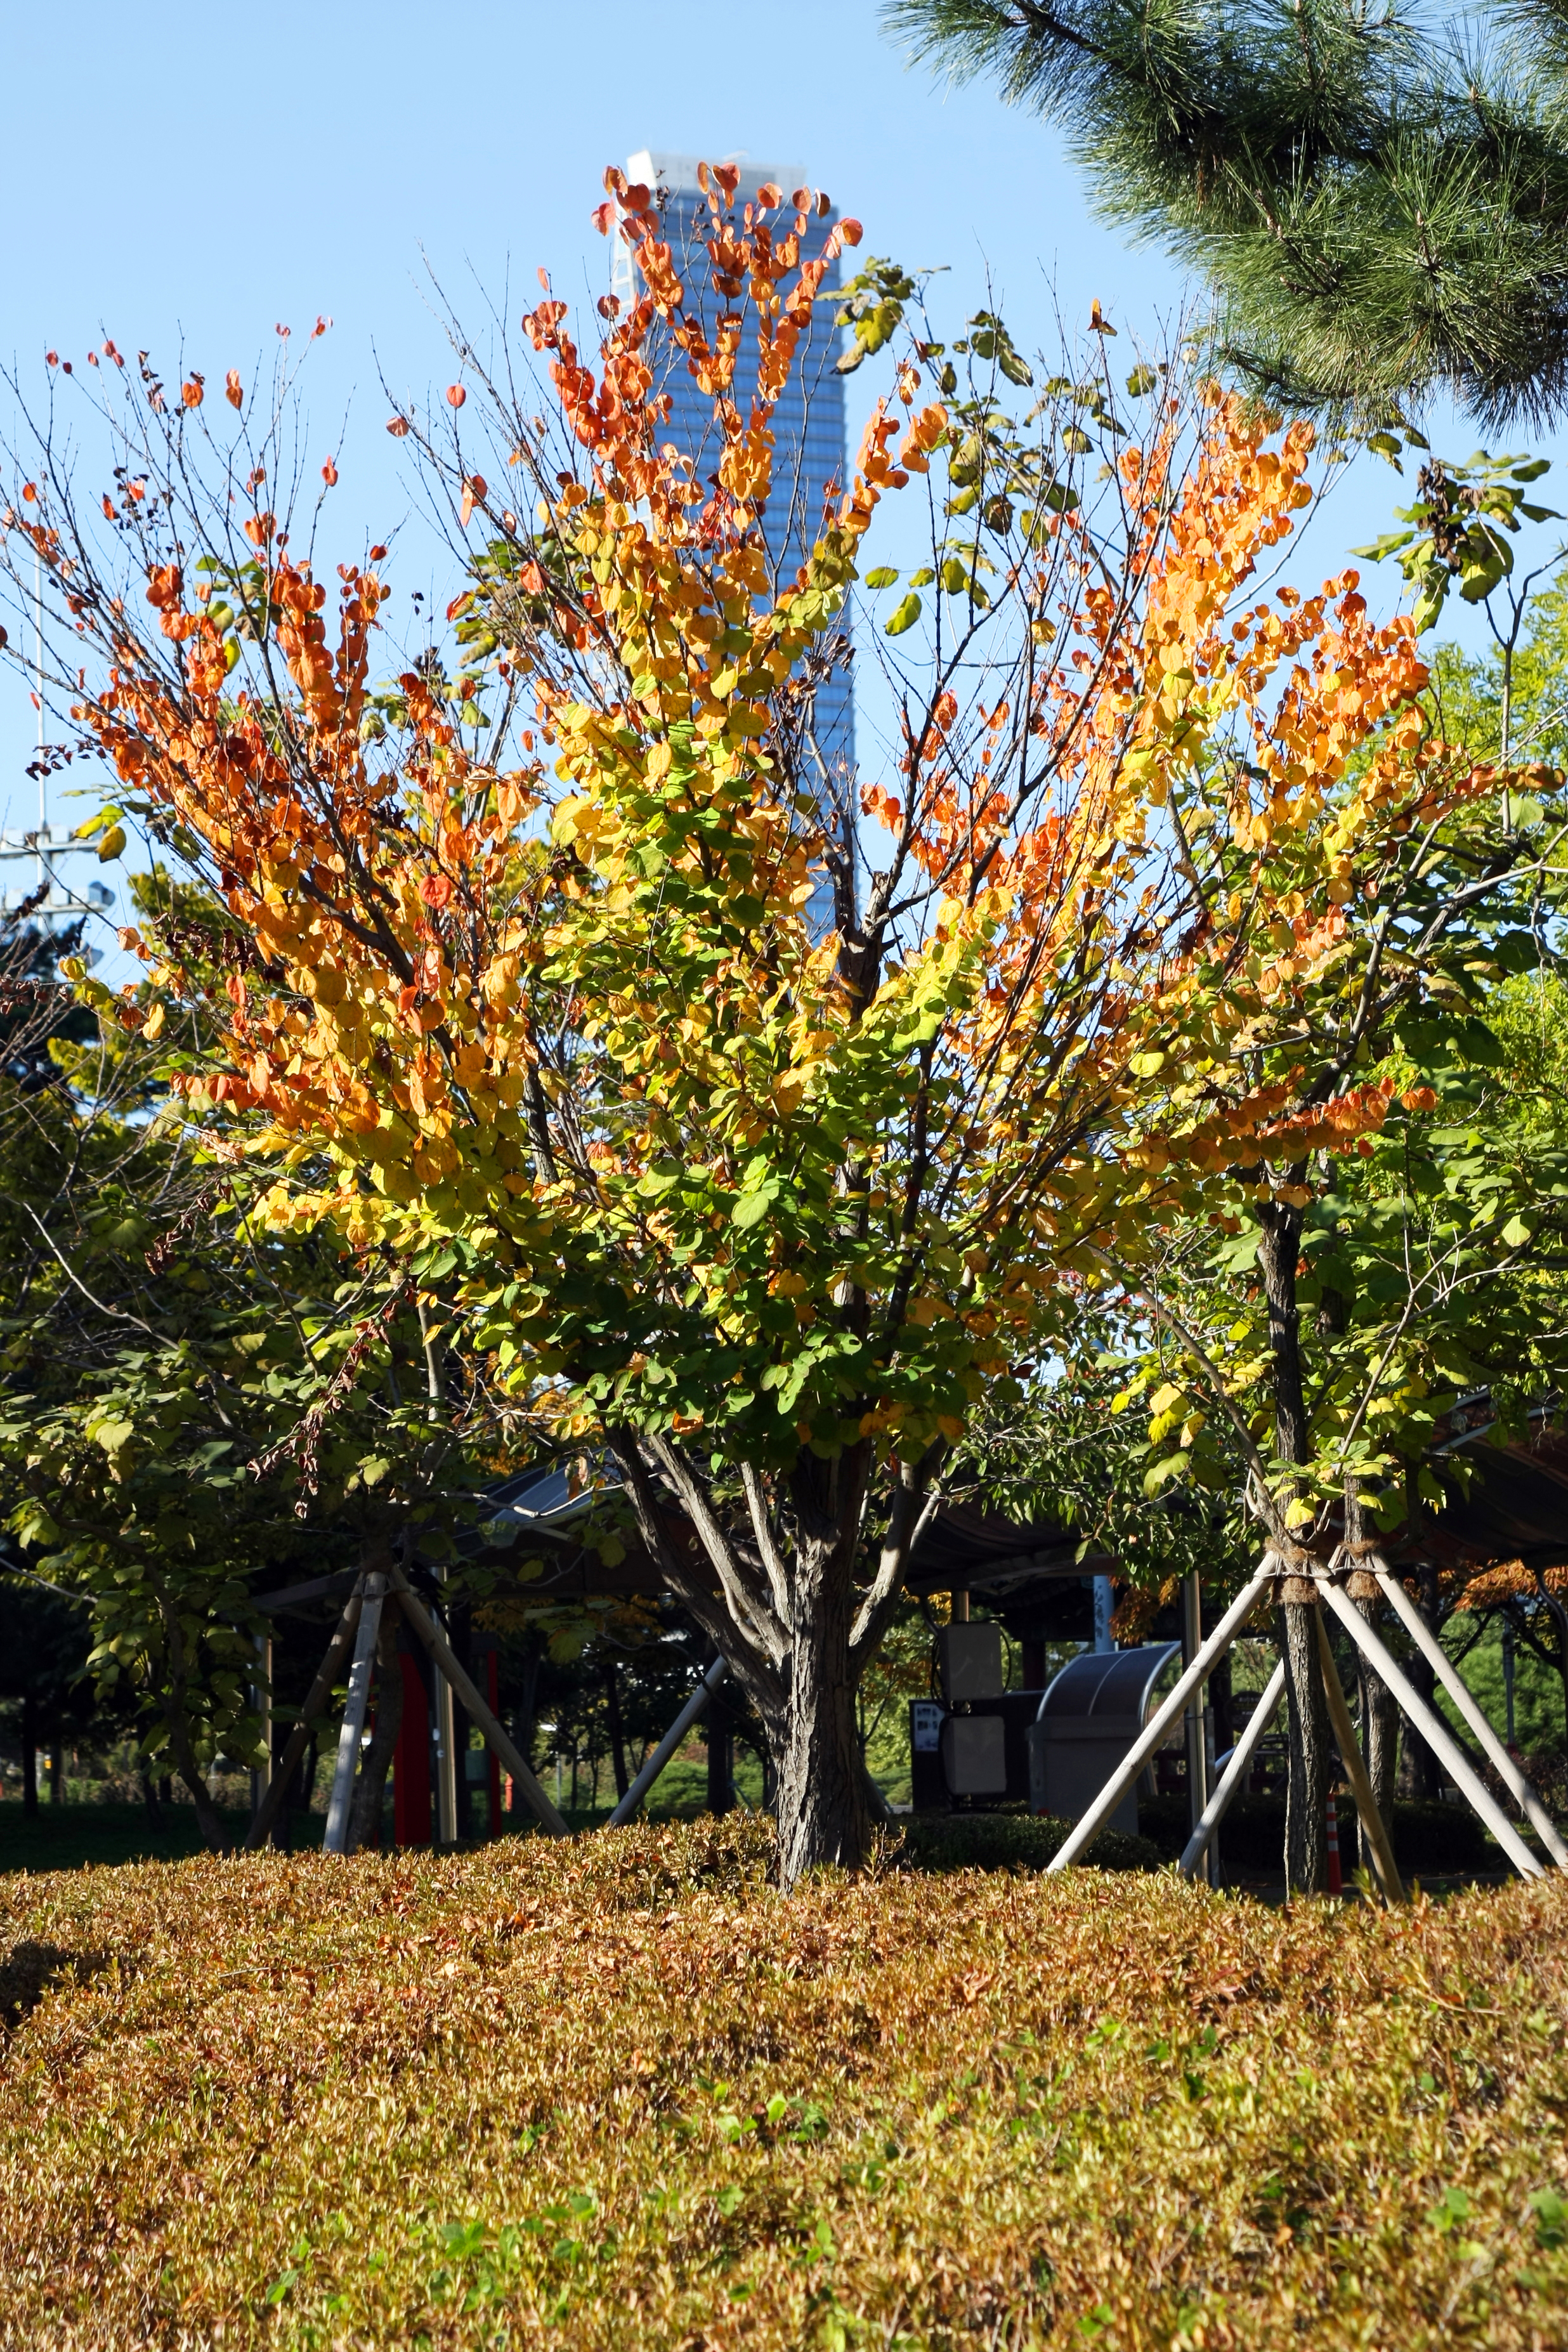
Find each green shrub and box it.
[1137,1791,1504,1874]
[0,1818,1564,2348]
[896,1809,1160,1874]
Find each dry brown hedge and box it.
[1,1819,1565,2349]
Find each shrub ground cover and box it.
[0,1819,1564,2349]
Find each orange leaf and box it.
[321,459,339,487]
[447,384,466,410]
[387,416,410,438]
[225,370,244,410]
[181,377,204,408]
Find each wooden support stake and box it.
[1313,1605,1405,1904]
[242,1584,364,1853]
[389,1566,569,1838]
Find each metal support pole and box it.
[323,1576,386,1854]
[1320,1581,1544,1879]
[1375,1570,1567,1870]
[1314,1607,1405,1904]
[606,1656,728,1828]
[1180,1659,1284,1879]
[1093,1576,1114,1654]
[1047,1565,1272,1873]
[389,1568,569,1837]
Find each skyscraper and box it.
[614,152,854,780]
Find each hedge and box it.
[0,1817,1564,2348]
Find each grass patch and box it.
[0,1817,1564,2347]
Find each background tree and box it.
[4,167,1464,1885]
[0,868,503,1846]
[886,0,1568,426]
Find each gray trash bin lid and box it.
[1034,1642,1181,1725]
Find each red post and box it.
[393,1652,431,1847]
[487,1650,503,1837]
[1325,1787,1343,1897]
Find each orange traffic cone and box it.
[1326,1787,1343,1896]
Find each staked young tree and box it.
[885,0,1568,428]
[0,169,1507,1883]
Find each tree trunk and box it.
[1397,1565,1442,1800]
[603,1658,629,1801]
[1257,1196,1330,1891]
[167,1720,228,1852]
[1210,1651,1236,1761]
[348,1605,404,1853]
[148,1576,228,1851]
[1345,1484,1397,1872]
[1353,1591,1399,1866]
[21,1693,37,1818]
[140,1768,164,1828]
[704,1643,734,1816]
[776,1543,868,1885]
[1276,1598,1330,1892]
[48,1742,65,1804]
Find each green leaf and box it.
[863,567,899,590]
[884,593,923,638]
[1530,2189,1567,2250]
[731,1189,777,1230]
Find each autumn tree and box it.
[2,167,1475,1881]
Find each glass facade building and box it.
[615,151,854,779]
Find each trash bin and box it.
[1026,1644,1182,1834]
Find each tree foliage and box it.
[1,164,1517,1880]
[886,0,1568,427]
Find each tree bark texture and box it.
[775,1542,869,1885]
[1257,1197,1330,1891]
[1353,1590,1399,1868]
[1276,1599,1330,1893]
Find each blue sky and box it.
[4,0,1563,948]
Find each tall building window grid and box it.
[611,153,855,789]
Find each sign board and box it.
[910,1701,944,1753]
